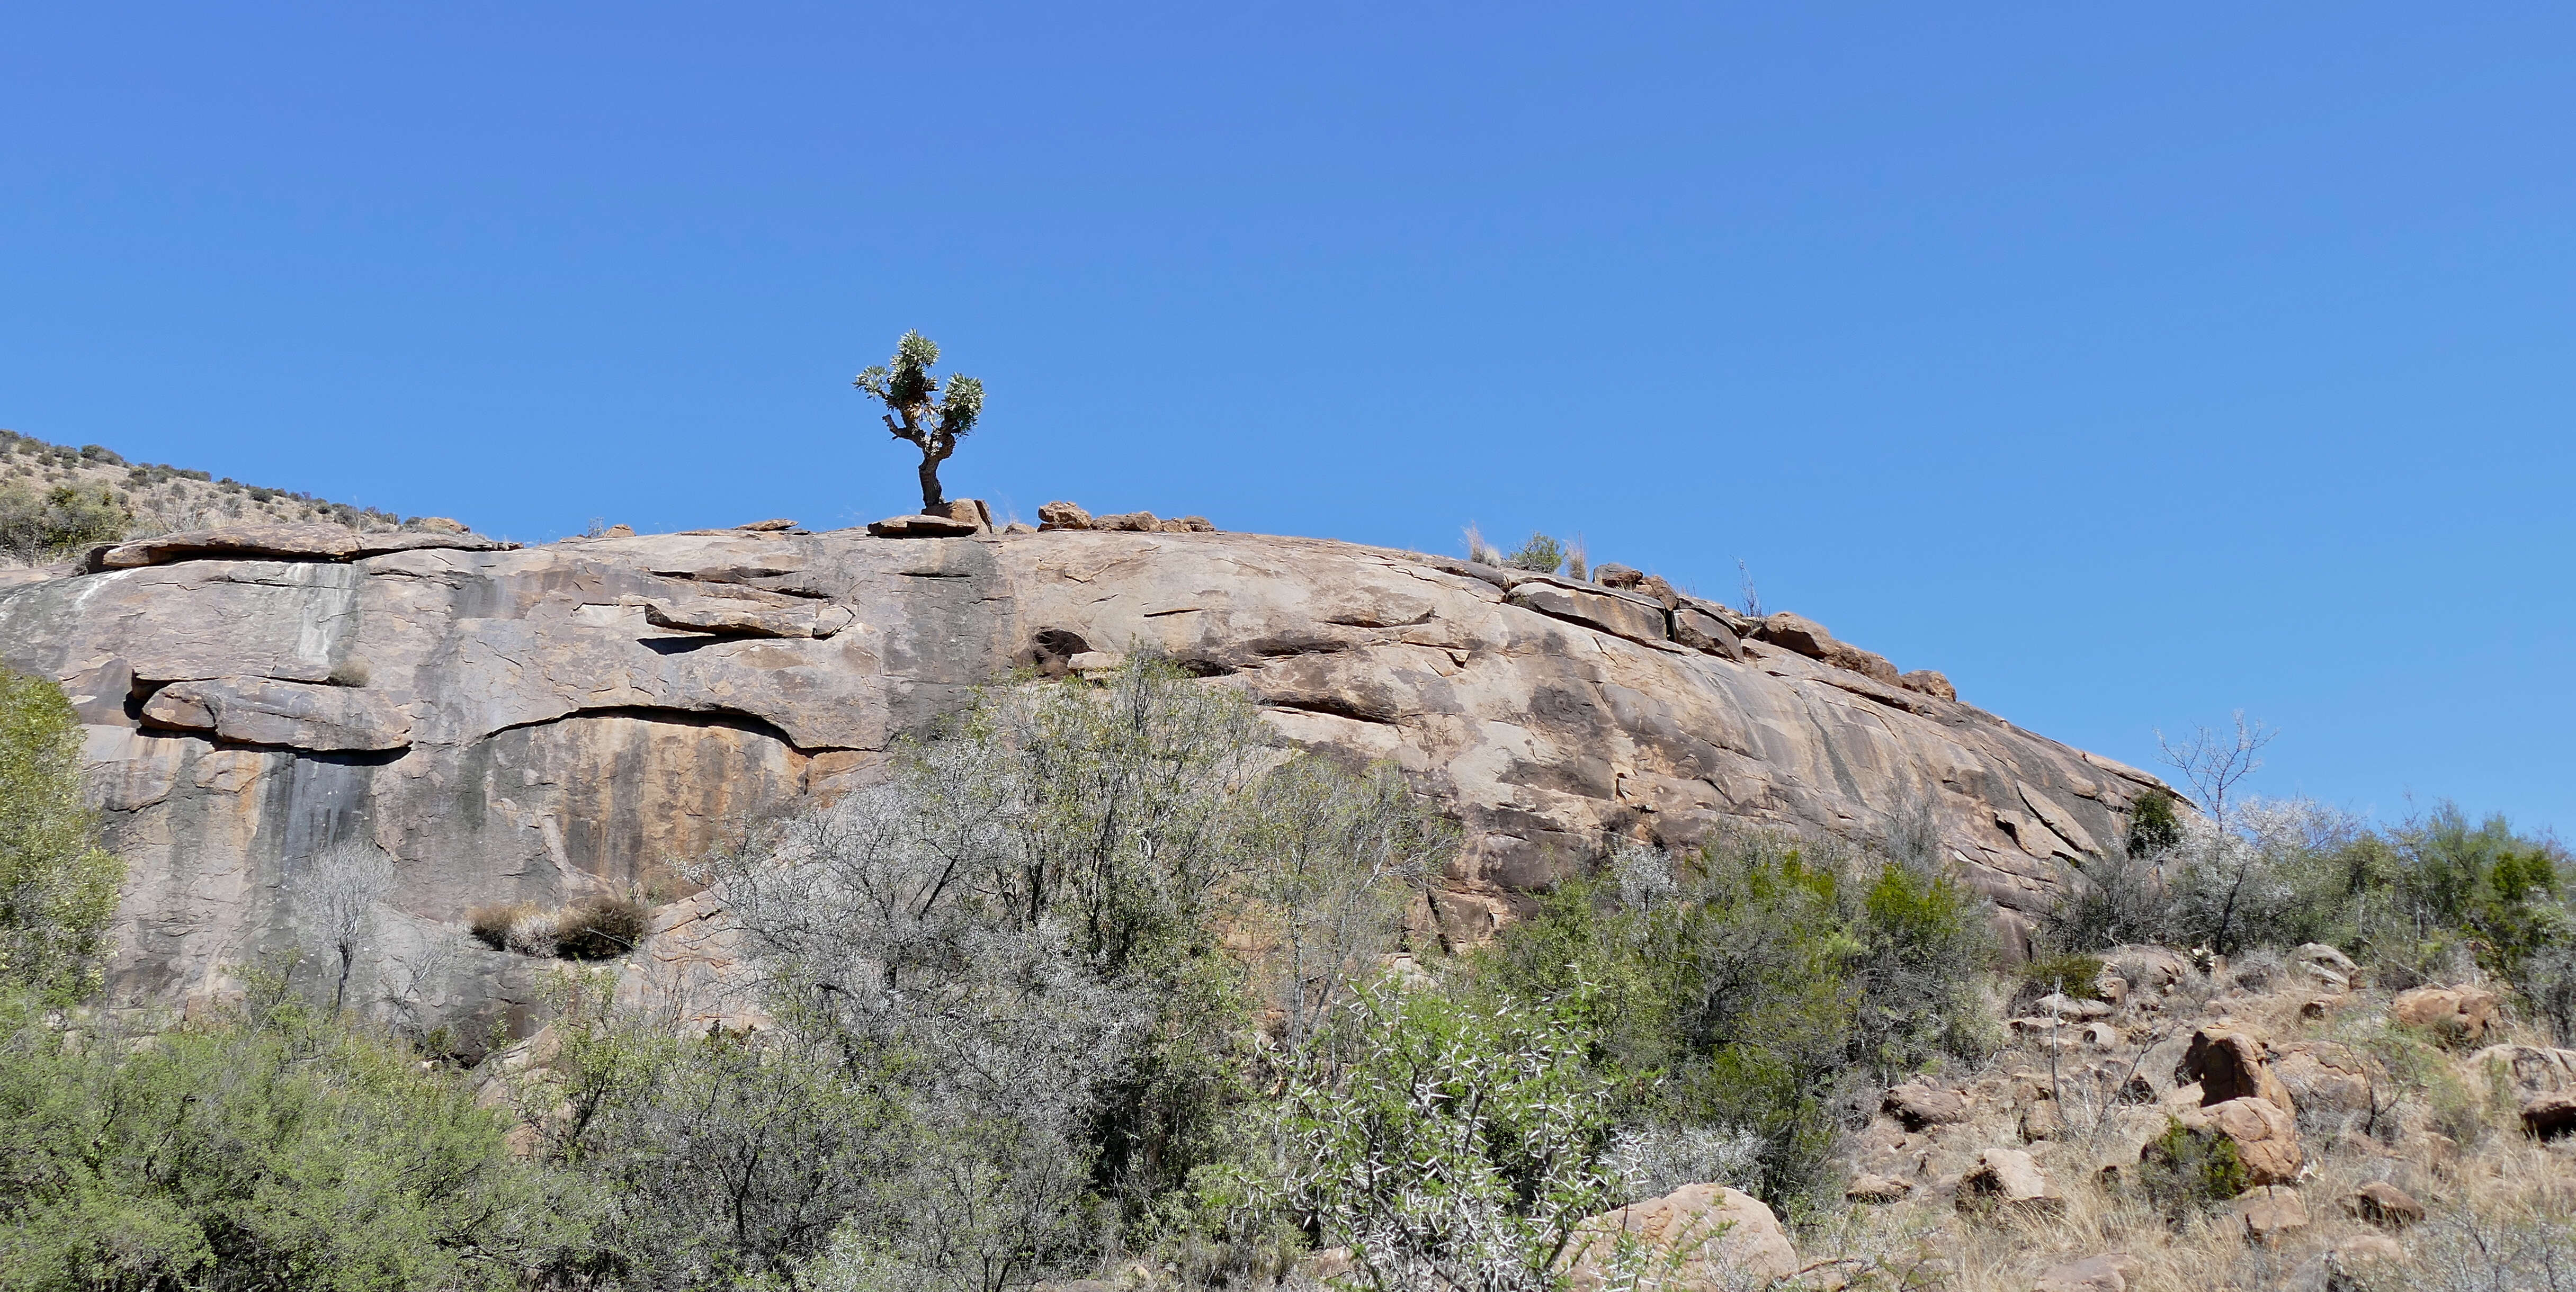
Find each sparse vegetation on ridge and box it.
[0,428,449,564]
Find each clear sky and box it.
[4,5,2570,835]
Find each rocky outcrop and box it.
[2392,985,2500,1045]
[0,523,2168,1040]
[2183,1026,2297,1115]
[2174,1097,2304,1185]
[88,521,515,570]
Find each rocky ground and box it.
[1522,944,2575,1292]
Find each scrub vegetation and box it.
[0,660,2568,1291]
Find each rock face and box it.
[0,525,2166,1038]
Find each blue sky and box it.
[4,5,2570,834]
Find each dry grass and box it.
[466,896,649,960]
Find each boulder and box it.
[1036,501,1093,530]
[2291,943,2358,976]
[2295,961,2351,994]
[1592,563,1644,589]
[596,524,635,539]
[1754,613,1903,685]
[735,518,799,532]
[2340,1181,2424,1228]
[1000,521,1037,535]
[1171,515,1217,533]
[1957,1147,2061,1215]
[1898,669,1956,702]
[412,516,470,535]
[1845,1173,1911,1203]
[1884,1083,1972,1130]
[2034,1253,2140,1292]
[2172,1097,2303,1186]
[1507,580,1671,649]
[2392,985,2500,1045]
[2524,1091,2576,1141]
[91,522,513,570]
[1670,605,1741,660]
[140,677,412,751]
[2233,1185,2309,1243]
[1558,1183,1798,1291]
[2325,1234,2408,1279]
[865,513,981,539]
[931,499,991,532]
[2183,1027,2296,1115]
[1632,574,1684,610]
[2469,1044,2576,1100]
[1092,511,1159,532]
[2271,1042,2375,1115]
[2034,992,2114,1020]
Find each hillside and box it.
[2,486,2566,1292]
[0,429,469,571]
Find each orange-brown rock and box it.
[2184,1026,2297,1115]
[1558,1184,1797,1290]
[2172,1097,2304,1186]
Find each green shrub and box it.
[1479,828,1994,1207]
[2126,788,2183,857]
[0,671,124,1003]
[1503,532,1566,573]
[0,483,128,563]
[1242,977,1615,1292]
[0,973,573,1290]
[2135,1118,2249,1218]
[2016,953,2107,1004]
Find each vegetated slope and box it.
[0,429,464,569]
[0,514,2166,1047]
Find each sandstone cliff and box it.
[0,519,2169,1036]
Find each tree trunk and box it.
[917,454,945,513]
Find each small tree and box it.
[304,840,396,1014]
[854,331,985,513]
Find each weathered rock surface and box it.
[1,525,2167,1039]
[2171,1097,2303,1186]
[2183,1026,2297,1115]
[865,513,980,538]
[1558,1183,1797,1291]
[90,522,514,569]
[1958,1147,2061,1214]
[2392,985,2500,1045]
[2034,1253,2139,1292]
[1885,1083,1973,1130]
[2341,1181,2423,1228]
[2233,1185,2309,1243]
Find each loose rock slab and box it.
[865,513,981,538]
[91,523,514,570]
